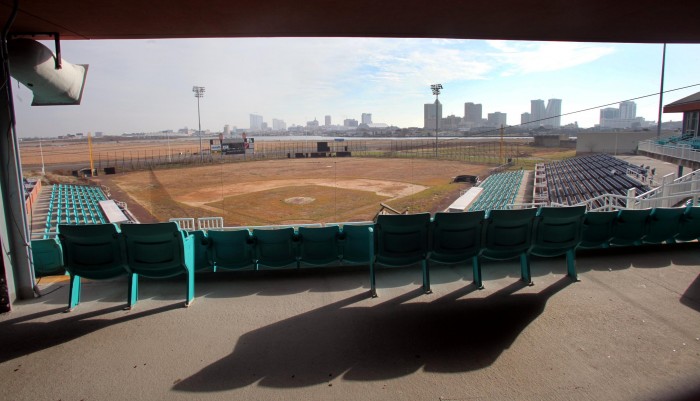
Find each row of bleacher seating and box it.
[44,184,108,238]
[655,134,695,147]
[469,170,524,211]
[31,205,700,309]
[543,154,650,207]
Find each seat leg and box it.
[520,253,533,285]
[472,256,484,289]
[185,268,194,307]
[128,273,138,309]
[566,249,579,281]
[370,261,377,298]
[422,260,432,294]
[67,274,81,312]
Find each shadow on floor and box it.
[173,277,573,392]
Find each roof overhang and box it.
[1,0,699,43]
[664,103,700,114]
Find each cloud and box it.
[485,40,615,76]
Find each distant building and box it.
[250,114,263,131]
[223,125,231,136]
[487,112,507,127]
[307,118,319,128]
[344,118,358,127]
[441,115,462,130]
[531,99,546,126]
[94,132,103,138]
[272,118,286,131]
[424,100,442,130]
[521,112,531,127]
[600,108,620,120]
[361,113,372,124]
[325,115,331,126]
[620,100,637,119]
[545,98,562,127]
[464,102,482,124]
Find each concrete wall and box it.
[576,131,675,155]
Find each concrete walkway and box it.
[2,244,700,401]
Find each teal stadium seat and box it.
[371,213,431,297]
[429,211,486,289]
[252,228,300,269]
[530,206,586,280]
[609,209,651,246]
[298,226,342,267]
[187,230,212,271]
[120,222,195,308]
[579,211,618,249]
[339,224,373,265]
[481,208,537,285]
[676,206,700,242]
[207,229,255,271]
[644,207,685,244]
[31,238,65,277]
[58,223,128,311]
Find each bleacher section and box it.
[542,154,650,208]
[42,184,109,238]
[469,170,525,211]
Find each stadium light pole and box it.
[431,84,442,159]
[192,86,205,162]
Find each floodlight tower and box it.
[192,86,205,162]
[431,83,443,158]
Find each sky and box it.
[10,38,700,137]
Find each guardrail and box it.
[638,140,700,163]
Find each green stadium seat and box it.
[645,207,685,244]
[187,230,213,271]
[339,224,373,265]
[531,206,586,280]
[58,223,129,311]
[252,228,300,269]
[207,229,255,271]
[610,209,651,246]
[371,213,431,297]
[31,238,65,277]
[298,226,342,267]
[579,211,618,249]
[429,211,486,288]
[676,206,700,242]
[481,208,537,285]
[120,222,195,308]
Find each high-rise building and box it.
[545,99,562,127]
[272,118,286,131]
[464,102,482,123]
[619,101,637,119]
[325,115,331,126]
[521,112,531,127]
[361,113,372,124]
[249,114,263,131]
[424,100,442,130]
[223,124,231,136]
[487,112,507,127]
[344,118,358,127]
[530,99,546,126]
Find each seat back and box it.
[58,223,127,279]
[374,213,430,267]
[120,222,191,278]
[298,226,341,266]
[481,208,537,260]
[531,206,585,256]
[31,238,64,277]
[430,211,485,264]
[208,229,255,270]
[676,206,700,242]
[187,230,211,271]
[579,211,618,249]
[252,228,299,268]
[645,207,685,244]
[340,224,373,264]
[610,209,651,246]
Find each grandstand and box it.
[30,183,136,239]
[468,170,526,212]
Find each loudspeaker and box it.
[8,39,88,106]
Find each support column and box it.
[1,9,36,308]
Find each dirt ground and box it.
[96,158,491,226]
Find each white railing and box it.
[638,140,700,163]
[197,216,224,230]
[169,217,196,231]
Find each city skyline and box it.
[10,38,700,137]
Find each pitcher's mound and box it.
[284,196,315,205]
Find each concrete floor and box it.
[2,244,700,401]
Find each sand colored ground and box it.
[102,158,491,225]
